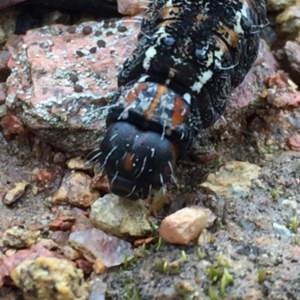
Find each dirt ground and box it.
[1,119,300,300]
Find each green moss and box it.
[206,254,233,298]
[123,280,140,300]
[156,237,164,250]
[197,247,204,259]
[208,286,220,300]
[269,189,278,200]
[257,268,267,284]
[154,259,180,275]
[181,250,188,262]
[286,215,298,234]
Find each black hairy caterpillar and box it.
[93,0,268,200]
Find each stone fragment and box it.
[51,231,70,246]
[226,40,278,113]
[67,157,93,171]
[89,279,107,300]
[69,228,133,267]
[1,226,39,249]
[269,91,300,108]
[0,103,6,118]
[10,257,89,300]
[199,161,261,199]
[287,135,300,151]
[0,113,25,136]
[283,41,300,76]
[0,50,11,72]
[0,82,6,105]
[273,223,294,236]
[90,194,152,238]
[49,214,75,231]
[3,181,29,205]
[61,246,81,261]
[197,229,214,245]
[33,168,62,191]
[70,207,93,231]
[159,206,210,245]
[0,243,56,288]
[90,174,110,193]
[51,172,99,207]
[93,257,106,274]
[117,0,149,15]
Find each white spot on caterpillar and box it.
[143,46,157,70]
[183,93,191,105]
[190,70,213,93]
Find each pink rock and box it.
[287,135,300,152]
[0,112,26,136]
[159,206,209,245]
[6,19,140,152]
[272,91,300,108]
[227,40,278,113]
[69,228,133,267]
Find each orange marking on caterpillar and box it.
[157,19,177,27]
[214,35,230,54]
[160,6,180,19]
[144,85,168,121]
[171,96,189,126]
[123,152,134,171]
[125,82,148,105]
[218,24,239,48]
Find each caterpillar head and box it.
[99,121,178,200]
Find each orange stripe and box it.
[160,7,180,19]
[171,96,187,126]
[125,82,148,105]
[157,19,177,27]
[144,85,167,121]
[123,153,134,171]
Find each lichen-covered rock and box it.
[200,161,261,199]
[10,256,89,300]
[5,19,140,152]
[1,226,39,249]
[90,194,152,238]
[3,181,29,205]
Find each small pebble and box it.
[159,206,210,245]
[273,222,294,236]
